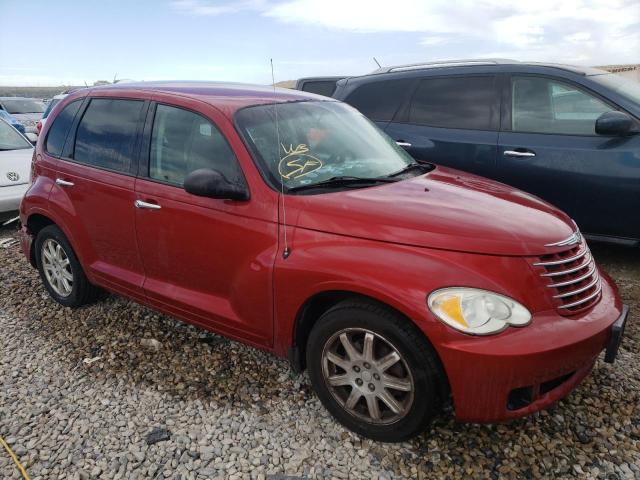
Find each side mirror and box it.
[25,132,38,144]
[595,111,635,136]
[183,168,249,201]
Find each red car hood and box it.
[290,166,575,256]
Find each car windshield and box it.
[591,73,640,105]
[2,98,46,114]
[235,101,416,192]
[0,119,31,150]
[42,98,62,119]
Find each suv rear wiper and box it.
[287,176,397,193]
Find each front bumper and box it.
[438,274,627,423]
[0,183,29,216]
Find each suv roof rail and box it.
[371,58,518,74]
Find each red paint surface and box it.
[20,83,625,422]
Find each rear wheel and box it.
[306,299,447,442]
[35,225,100,307]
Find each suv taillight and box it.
[29,151,37,184]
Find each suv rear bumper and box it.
[438,273,627,423]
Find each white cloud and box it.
[264,0,639,64]
[169,0,640,65]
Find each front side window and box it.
[73,99,144,172]
[45,100,81,157]
[408,76,497,130]
[235,101,416,191]
[512,76,612,135]
[0,119,31,150]
[149,104,242,186]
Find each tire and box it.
[35,225,100,307]
[306,299,448,442]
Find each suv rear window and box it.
[409,76,497,130]
[73,99,144,173]
[45,100,82,157]
[344,79,414,122]
[300,81,339,97]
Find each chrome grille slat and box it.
[532,236,601,314]
[552,275,600,298]
[546,263,597,288]
[540,252,592,277]
[557,282,602,309]
[533,248,587,266]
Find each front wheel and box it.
[306,299,448,442]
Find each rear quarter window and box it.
[344,79,415,122]
[45,100,82,157]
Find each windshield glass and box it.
[235,101,415,191]
[0,119,31,150]
[591,73,640,105]
[2,98,46,114]
[42,98,62,119]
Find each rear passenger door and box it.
[47,94,148,297]
[384,75,500,177]
[496,75,640,239]
[134,100,278,347]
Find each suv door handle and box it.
[55,178,74,187]
[504,150,536,158]
[396,140,412,148]
[135,200,161,210]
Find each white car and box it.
[0,97,46,134]
[0,118,33,221]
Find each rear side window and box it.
[344,79,414,122]
[45,100,81,157]
[512,76,612,135]
[149,104,242,186]
[409,76,497,130]
[300,80,338,97]
[73,99,144,172]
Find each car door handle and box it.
[396,141,412,148]
[134,200,161,210]
[504,150,536,158]
[55,178,74,187]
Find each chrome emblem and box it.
[6,172,19,182]
[545,230,582,248]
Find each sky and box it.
[0,0,638,86]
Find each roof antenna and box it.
[373,57,382,68]
[271,59,290,259]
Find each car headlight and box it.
[427,288,531,335]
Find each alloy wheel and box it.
[321,328,414,425]
[41,238,73,297]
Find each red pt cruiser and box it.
[19,83,629,442]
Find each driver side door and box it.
[134,99,278,347]
[496,74,640,240]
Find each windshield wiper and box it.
[386,162,432,178]
[287,176,397,193]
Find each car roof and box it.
[86,81,329,115]
[356,59,607,78]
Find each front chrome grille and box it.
[533,242,601,314]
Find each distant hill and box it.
[0,86,82,99]
[275,80,296,89]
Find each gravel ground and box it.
[0,223,638,480]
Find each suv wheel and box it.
[35,225,100,307]
[306,299,447,442]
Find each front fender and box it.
[273,226,549,358]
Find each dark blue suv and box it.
[332,60,640,245]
